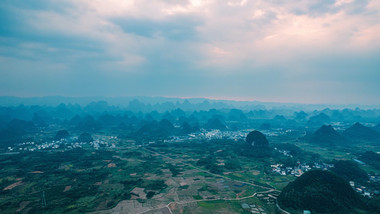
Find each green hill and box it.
[343,122,380,141]
[330,160,368,182]
[358,151,380,170]
[246,130,269,148]
[54,130,70,140]
[204,118,226,130]
[309,125,347,146]
[78,133,93,143]
[373,124,380,132]
[0,119,37,147]
[278,170,362,213]
[135,119,175,139]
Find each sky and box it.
[0,0,379,105]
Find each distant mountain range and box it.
[0,96,379,110]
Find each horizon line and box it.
[0,95,380,107]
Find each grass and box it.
[294,141,354,160]
[197,200,253,214]
[193,195,203,200]
[178,185,189,190]
[198,200,231,209]
[267,175,295,190]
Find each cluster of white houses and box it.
[7,136,117,152]
[165,129,249,143]
[271,162,334,177]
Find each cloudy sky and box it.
[0,0,379,104]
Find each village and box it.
[6,136,118,152]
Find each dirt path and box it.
[3,181,23,191]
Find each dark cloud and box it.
[0,2,105,62]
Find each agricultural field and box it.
[0,135,294,214]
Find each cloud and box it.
[0,0,379,104]
[112,15,202,41]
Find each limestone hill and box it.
[278,170,362,213]
[343,122,380,141]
